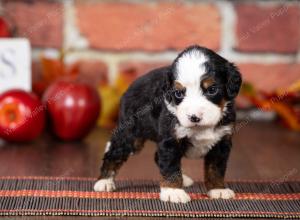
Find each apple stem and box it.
[7,110,16,122]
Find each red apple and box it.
[0,17,10,37]
[43,81,100,141]
[0,90,45,142]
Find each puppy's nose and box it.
[189,114,201,123]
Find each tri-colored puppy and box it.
[94,45,242,203]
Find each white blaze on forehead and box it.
[175,50,207,87]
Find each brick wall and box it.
[1,0,300,92]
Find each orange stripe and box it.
[0,208,299,216]
[0,190,299,201]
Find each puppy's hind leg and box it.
[94,132,134,192]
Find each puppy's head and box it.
[166,45,242,128]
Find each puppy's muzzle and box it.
[188,114,201,123]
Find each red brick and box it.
[76,3,220,51]
[235,4,300,53]
[239,63,300,92]
[119,61,168,79]
[4,1,63,48]
[78,60,109,87]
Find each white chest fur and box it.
[175,124,232,159]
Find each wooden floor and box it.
[0,121,299,180]
[0,121,299,219]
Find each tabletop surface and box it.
[0,121,299,219]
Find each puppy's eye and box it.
[174,90,184,99]
[206,85,219,96]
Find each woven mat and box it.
[0,177,299,218]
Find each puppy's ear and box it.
[226,62,242,100]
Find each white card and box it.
[0,38,31,93]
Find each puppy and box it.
[94,45,242,203]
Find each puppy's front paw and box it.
[207,188,235,199]
[94,178,116,192]
[160,187,191,203]
[182,174,194,187]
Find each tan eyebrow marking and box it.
[174,81,185,90]
[202,77,215,89]
[219,98,227,110]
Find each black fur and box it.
[204,136,232,190]
[98,45,242,193]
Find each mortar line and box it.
[32,48,298,63]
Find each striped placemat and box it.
[0,176,299,218]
